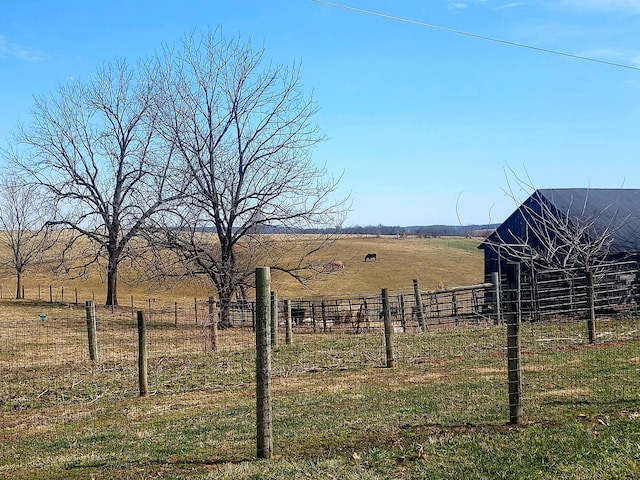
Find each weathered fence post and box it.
[382,289,396,368]
[251,302,256,331]
[255,267,273,459]
[491,271,502,324]
[206,297,219,352]
[505,263,523,424]
[271,291,278,348]
[312,303,317,333]
[586,270,596,344]
[399,294,407,332]
[194,298,198,324]
[174,301,178,327]
[413,279,426,332]
[49,285,53,303]
[284,299,293,345]
[137,310,148,397]
[85,300,98,362]
[321,300,327,332]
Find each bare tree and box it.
[483,169,631,275]
[147,31,346,323]
[0,174,60,298]
[10,59,182,306]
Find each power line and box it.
[312,0,640,72]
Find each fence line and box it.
[1,268,639,464]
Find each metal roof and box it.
[482,188,640,254]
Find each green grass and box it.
[1,304,639,479]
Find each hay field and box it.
[0,235,484,304]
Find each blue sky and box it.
[1,1,639,227]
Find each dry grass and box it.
[0,235,484,305]
[271,235,483,297]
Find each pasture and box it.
[1,235,638,479]
[0,235,484,304]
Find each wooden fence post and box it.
[312,303,317,333]
[251,302,256,331]
[505,263,523,425]
[174,301,178,327]
[270,291,278,348]
[284,299,293,345]
[85,300,98,362]
[586,270,596,344]
[207,297,219,352]
[194,298,198,324]
[255,267,273,459]
[321,300,327,332]
[413,279,426,332]
[382,289,396,368]
[491,271,502,325]
[137,310,148,397]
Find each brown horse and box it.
[328,260,344,270]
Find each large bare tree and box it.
[0,173,59,298]
[147,31,346,323]
[11,59,182,305]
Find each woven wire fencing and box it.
[1,273,639,465]
[516,263,640,423]
[0,301,257,464]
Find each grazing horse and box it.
[364,253,377,262]
[328,260,344,270]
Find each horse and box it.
[364,253,377,262]
[328,260,344,270]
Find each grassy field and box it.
[0,235,484,305]
[1,235,638,479]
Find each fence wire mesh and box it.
[1,271,639,468]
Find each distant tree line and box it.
[293,224,498,237]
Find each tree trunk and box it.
[106,256,118,306]
[16,269,22,300]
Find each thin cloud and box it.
[449,0,518,10]
[558,0,640,13]
[579,47,640,67]
[496,2,526,9]
[0,34,44,61]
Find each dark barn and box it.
[479,188,640,280]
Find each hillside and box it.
[0,235,484,304]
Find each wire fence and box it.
[1,269,639,466]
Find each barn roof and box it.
[481,188,640,254]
